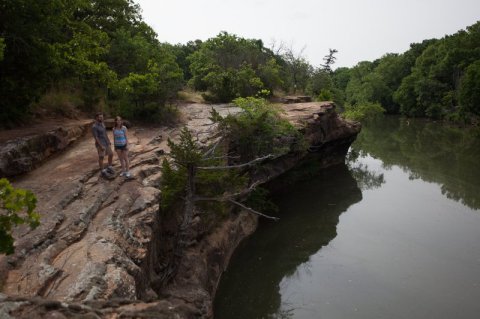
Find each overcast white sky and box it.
[136,0,479,68]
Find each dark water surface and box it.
[214,117,480,319]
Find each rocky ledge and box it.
[0,102,360,318]
[0,120,93,177]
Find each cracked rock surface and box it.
[0,102,360,318]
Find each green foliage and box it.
[161,128,203,211]
[195,163,248,217]
[200,64,265,103]
[0,0,183,126]
[160,159,186,210]
[171,40,203,82]
[34,88,84,117]
[0,0,73,125]
[161,128,247,215]
[0,178,40,255]
[343,102,385,122]
[161,105,296,216]
[317,89,334,101]
[343,58,403,111]
[332,67,351,91]
[320,48,338,73]
[52,26,115,84]
[281,51,313,94]
[168,128,203,166]
[344,61,374,105]
[307,69,333,97]
[215,97,305,161]
[0,37,5,61]
[339,21,480,120]
[333,22,480,121]
[188,32,281,102]
[393,73,418,116]
[258,58,284,93]
[353,117,480,209]
[244,187,278,214]
[112,47,183,120]
[107,27,156,78]
[459,60,480,115]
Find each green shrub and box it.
[0,178,40,255]
[188,32,280,103]
[317,88,334,101]
[111,56,183,121]
[215,96,306,161]
[343,102,385,122]
[160,159,186,210]
[34,89,84,117]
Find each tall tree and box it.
[281,45,313,94]
[188,32,280,102]
[321,48,338,73]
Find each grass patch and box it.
[177,89,205,103]
[33,89,84,118]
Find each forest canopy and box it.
[0,1,479,127]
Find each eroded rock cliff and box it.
[0,102,360,318]
[0,120,93,177]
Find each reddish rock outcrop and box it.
[281,96,313,104]
[0,102,360,318]
[0,120,93,177]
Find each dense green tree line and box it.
[1,1,478,126]
[0,0,182,126]
[0,0,336,126]
[337,22,480,122]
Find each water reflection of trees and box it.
[352,117,480,210]
[346,149,385,190]
[214,163,362,319]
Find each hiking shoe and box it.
[119,171,126,177]
[106,166,115,174]
[125,171,132,178]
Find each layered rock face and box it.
[0,102,360,318]
[0,120,93,177]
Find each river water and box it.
[214,117,480,319]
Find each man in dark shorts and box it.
[92,112,115,177]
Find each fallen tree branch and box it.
[197,154,273,170]
[193,180,261,202]
[202,135,224,158]
[200,154,240,161]
[228,199,279,221]
[193,196,279,221]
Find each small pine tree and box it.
[321,49,338,73]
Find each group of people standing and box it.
[92,112,132,179]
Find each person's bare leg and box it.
[98,156,104,170]
[116,150,125,172]
[108,153,113,167]
[124,149,130,172]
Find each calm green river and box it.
[214,117,480,319]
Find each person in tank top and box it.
[113,116,131,178]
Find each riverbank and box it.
[215,116,480,319]
[0,101,360,318]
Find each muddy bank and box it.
[0,102,360,318]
